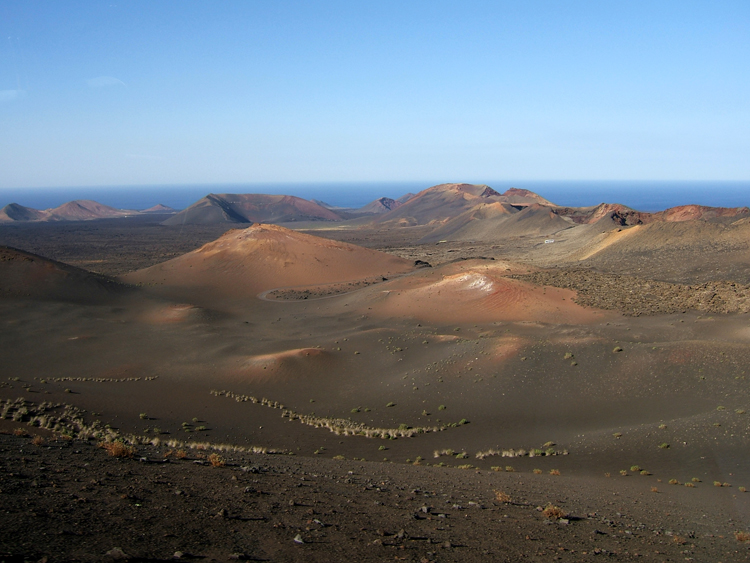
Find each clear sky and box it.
[1,1,748,189]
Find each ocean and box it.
[0,181,748,213]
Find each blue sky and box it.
[1,1,748,189]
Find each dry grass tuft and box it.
[13,428,27,437]
[735,531,750,543]
[208,453,225,467]
[542,503,567,520]
[99,441,136,458]
[31,435,45,446]
[672,535,686,545]
[549,469,561,476]
[532,468,542,475]
[494,490,512,503]
[650,487,659,493]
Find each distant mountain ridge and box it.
[0,199,170,223]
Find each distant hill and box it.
[47,200,138,221]
[0,199,140,223]
[162,194,342,226]
[0,203,48,222]
[356,197,403,215]
[374,183,556,229]
[554,203,749,227]
[142,204,177,214]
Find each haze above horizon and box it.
[1,1,749,190]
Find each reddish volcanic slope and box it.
[123,224,415,297]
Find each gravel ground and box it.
[2,432,750,562]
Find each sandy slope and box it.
[0,246,128,303]
[343,260,612,324]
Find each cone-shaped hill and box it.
[162,194,342,225]
[123,224,415,297]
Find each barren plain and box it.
[2,185,750,562]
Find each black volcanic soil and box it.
[0,215,241,276]
[3,432,750,563]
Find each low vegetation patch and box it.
[542,504,567,520]
[99,440,136,458]
[211,389,466,439]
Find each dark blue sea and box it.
[0,181,748,213]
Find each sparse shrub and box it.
[650,487,658,493]
[691,477,701,482]
[620,470,628,476]
[630,465,641,472]
[351,408,360,413]
[723,482,731,487]
[740,487,747,493]
[458,418,469,425]
[208,453,225,467]
[658,424,667,429]
[533,469,542,474]
[455,452,468,459]
[736,409,746,415]
[658,443,670,449]
[192,417,199,423]
[378,445,386,451]
[714,481,723,487]
[31,435,44,446]
[494,490,511,503]
[717,406,726,411]
[139,413,148,420]
[505,466,515,472]
[196,425,207,431]
[386,402,396,408]
[13,428,26,437]
[457,464,473,470]
[684,482,695,488]
[668,479,679,485]
[175,449,187,459]
[605,472,611,478]
[491,466,501,472]
[99,441,135,458]
[613,346,623,353]
[612,432,622,438]
[640,470,651,476]
[542,503,567,520]
[438,405,446,410]
[563,352,574,360]
[549,469,561,476]
[333,454,345,460]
